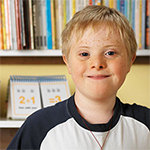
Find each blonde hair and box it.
[62,5,137,60]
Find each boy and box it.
[7,5,149,150]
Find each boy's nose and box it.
[90,56,107,70]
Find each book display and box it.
[7,75,70,119]
[0,0,149,51]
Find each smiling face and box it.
[63,26,135,101]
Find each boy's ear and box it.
[127,53,136,73]
[131,53,136,65]
[63,55,71,74]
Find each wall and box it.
[0,62,149,117]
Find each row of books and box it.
[0,0,150,51]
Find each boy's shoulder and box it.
[24,98,71,132]
[118,98,150,130]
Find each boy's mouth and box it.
[87,74,111,80]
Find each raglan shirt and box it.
[7,95,150,150]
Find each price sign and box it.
[40,81,70,107]
[8,82,41,119]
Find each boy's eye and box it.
[80,52,89,57]
[105,51,116,56]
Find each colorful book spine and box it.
[4,0,11,50]
[132,0,135,31]
[10,0,17,50]
[32,0,37,49]
[138,0,142,49]
[124,0,128,18]
[20,0,26,48]
[135,0,139,48]
[89,0,93,5]
[46,0,52,49]
[51,0,56,49]
[146,0,150,49]
[128,0,132,24]
[63,0,67,30]
[41,0,47,49]
[109,0,114,8]
[1,0,7,49]
[55,0,63,49]
[141,0,146,49]
[66,0,70,23]
[23,0,31,49]
[72,0,76,15]
[117,0,120,11]
[113,0,117,9]
[120,0,125,15]
[0,0,4,49]
[29,0,34,49]
[15,0,22,50]
[95,0,101,5]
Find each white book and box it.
[29,0,35,49]
[10,0,17,50]
[7,76,42,120]
[39,75,70,107]
[41,0,47,49]
[76,0,83,12]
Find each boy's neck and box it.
[74,93,116,124]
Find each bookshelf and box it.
[0,49,150,57]
[0,50,62,57]
[0,119,23,128]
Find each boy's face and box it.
[63,26,135,101]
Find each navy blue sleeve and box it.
[7,115,45,150]
[7,100,70,150]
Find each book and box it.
[29,0,35,49]
[0,0,3,49]
[132,0,135,31]
[7,75,42,119]
[23,0,31,49]
[146,0,150,49]
[51,0,56,49]
[72,0,76,15]
[1,0,7,50]
[32,0,37,49]
[4,0,11,50]
[141,0,146,49]
[117,0,120,11]
[39,75,70,107]
[120,0,125,15]
[109,0,114,8]
[63,0,67,30]
[35,0,43,49]
[9,0,17,50]
[20,0,26,49]
[135,0,140,48]
[15,0,22,50]
[41,0,47,49]
[55,0,63,49]
[46,0,52,49]
[138,0,142,49]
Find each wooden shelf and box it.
[0,49,150,57]
[136,50,150,56]
[0,50,62,57]
[0,119,24,128]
